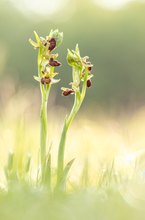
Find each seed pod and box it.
[62,89,74,96]
[87,79,92,88]
[48,38,56,51]
[41,77,51,85]
[49,58,61,67]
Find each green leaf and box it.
[63,158,75,180]
[43,153,51,187]
[56,158,75,191]
[25,154,31,173]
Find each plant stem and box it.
[57,69,88,185]
[37,48,51,176]
[40,85,51,173]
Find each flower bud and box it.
[67,49,82,68]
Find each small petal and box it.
[50,78,60,84]
[29,38,39,48]
[34,31,40,44]
[33,75,41,82]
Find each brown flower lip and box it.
[62,89,74,96]
[88,66,92,71]
[87,79,92,88]
[48,38,56,51]
[49,58,61,67]
[41,76,51,85]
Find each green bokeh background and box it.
[0,0,145,105]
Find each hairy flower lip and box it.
[48,38,56,51]
[62,89,74,96]
[88,66,92,71]
[41,76,51,85]
[87,79,92,88]
[49,58,61,67]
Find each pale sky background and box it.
[8,0,145,18]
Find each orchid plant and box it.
[29,30,93,191]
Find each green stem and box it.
[37,47,52,176]
[57,69,88,185]
[40,85,51,173]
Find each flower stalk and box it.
[56,45,93,189]
[29,30,63,180]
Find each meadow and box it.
[1,1,145,219]
[1,81,145,219]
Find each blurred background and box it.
[1,2,145,217]
[0,0,145,106]
[1,0,145,179]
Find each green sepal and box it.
[29,38,39,48]
[34,31,40,45]
[81,74,94,81]
[50,78,60,84]
[33,75,41,82]
[61,87,69,91]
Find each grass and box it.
[0,84,145,219]
[0,30,145,219]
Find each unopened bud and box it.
[67,49,82,68]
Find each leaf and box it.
[25,154,31,173]
[42,153,51,187]
[63,158,75,180]
[56,158,75,191]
